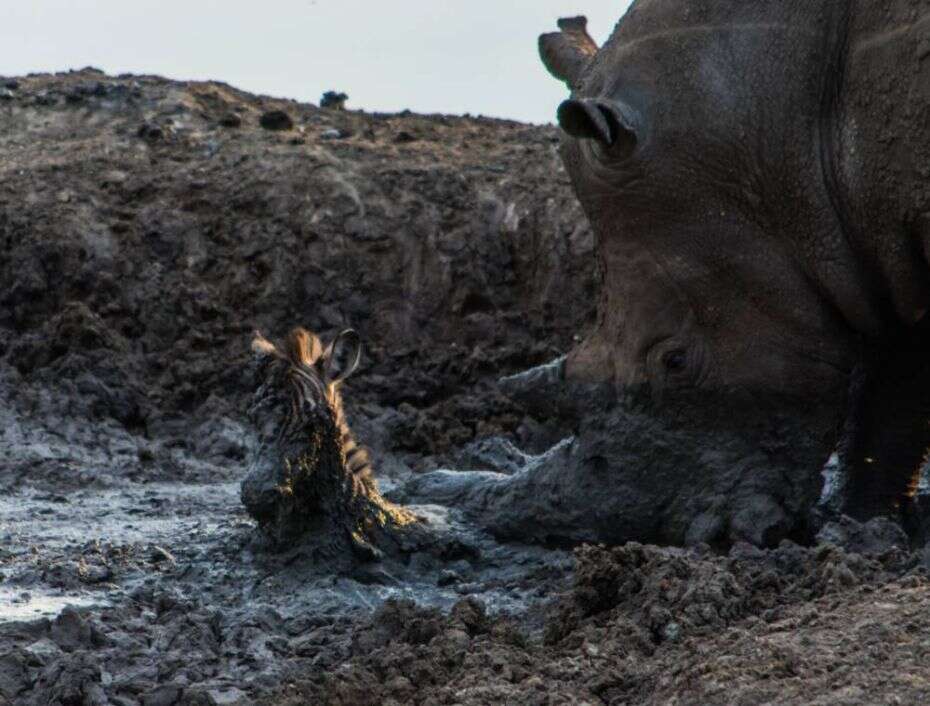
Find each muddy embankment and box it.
[0,68,596,488]
[2,70,930,705]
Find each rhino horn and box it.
[539,16,598,89]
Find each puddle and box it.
[0,587,101,621]
[0,482,241,546]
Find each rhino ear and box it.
[539,16,598,89]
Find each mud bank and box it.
[0,68,594,486]
[287,542,930,705]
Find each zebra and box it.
[252,327,373,482]
[243,326,416,560]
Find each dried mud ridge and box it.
[2,70,930,705]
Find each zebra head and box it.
[243,326,417,555]
[248,327,363,460]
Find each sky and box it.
[1,1,633,124]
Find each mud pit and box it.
[4,70,930,704]
[0,478,574,704]
[4,474,930,705]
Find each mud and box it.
[279,542,930,705]
[0,479,572,704]
[3,69,930,705]
[4,472,928,705]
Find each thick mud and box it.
[4,464,930,705]
[0,475,573,704]
[3,70,930,705]
[282,542,930,705]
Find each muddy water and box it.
[0,472,572,703]
[0,589,99,622]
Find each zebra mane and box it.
[284,328,325,367]
[252,328,325,367]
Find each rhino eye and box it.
[663,349,687,373]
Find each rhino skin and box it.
[401,1,930,548]
[536,0,930,528]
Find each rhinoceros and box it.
[402,1,930,548]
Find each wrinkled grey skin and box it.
[399,359,834,548]
[404,1,930,546]
[539,2,930,526]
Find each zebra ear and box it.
[251,331,279,357]
[324,329,362,384]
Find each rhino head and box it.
[402,4,930,550]
[541,9,865,400]
[533,5,893,543]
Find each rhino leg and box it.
[840,326,930,524]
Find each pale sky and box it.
[1,1,633,124]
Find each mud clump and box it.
[548,542,913,646]
[259,109,294,131]
[274,542,930,706]
[290,598,536,705]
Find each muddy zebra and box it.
[242,327,416,559]
[252,327,372,482]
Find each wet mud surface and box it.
[5,468,930,705]
[3,70,930,704]
[0,476,572,705]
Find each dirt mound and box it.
[552,541,914,641]
[272,542,928,705]
[0,68,595,489]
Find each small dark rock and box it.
[394,130,417,144]
[218,112,241,128]
[259,110,294,131]
[137,123,163,141]
[320,90,348,110]
[150,546,176,565]
[0,649,31,701]
[437,570,461,587]
[50,607,93,652]
[4,79,19,90]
